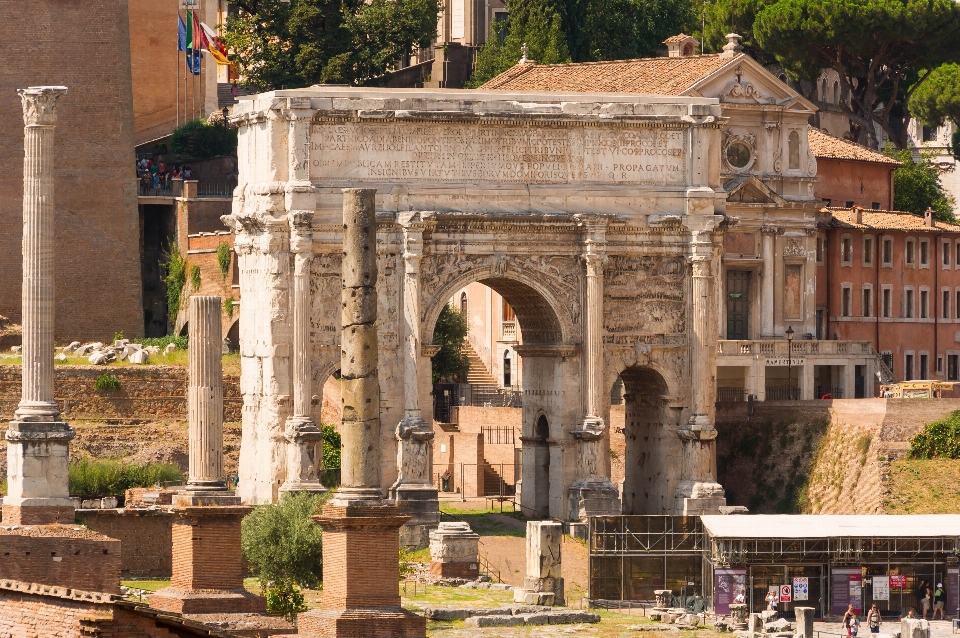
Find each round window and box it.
[726,142,752,169]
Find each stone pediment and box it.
[693,57,816,113]
[724,175,787,206]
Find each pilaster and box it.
[760,226,784,339]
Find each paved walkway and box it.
[813,620,956,638]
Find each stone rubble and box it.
[164,343,176,355]
[463,611,600,627]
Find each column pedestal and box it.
[568,428,621,519]
[297,503,426,638]
[3,421,75,524]
[150,506,265,614]
[390,415,440,548]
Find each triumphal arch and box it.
[226,87,730,533]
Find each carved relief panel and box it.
[604,255,686,338]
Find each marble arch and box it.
[227,87,731,540]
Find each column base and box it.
[279,480,329,496]
[173,491,242,507]
[513,576,565,607]
[297,608,426,638]
[391,483,440,549]
[568,480,621,520]
[1,503,75,525]
[149,587,266,615]
[674,480,726,515]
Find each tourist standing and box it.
[922,582,932,619]
[842,604,857,637]
[933,583,945,620]
[867,604,882,633]
[766,588,778,611]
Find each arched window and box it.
[821,79,827,102]
[459,291,468,314]
[788,131,800,170]
[503,350,512,387]
[833,81,840,105]
[682,44,693,56]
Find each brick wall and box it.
[0,532,121,594]
[75,509,172,578]
[0,365,241,422]
[0,0,143,341]
[170,514,244,591]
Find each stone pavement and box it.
[813,620,956,638]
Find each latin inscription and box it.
[310,121,687,186]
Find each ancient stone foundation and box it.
[514,521,564,606]
[429,521,480,579]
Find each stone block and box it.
[795,607,815,638]
[424,609,471,621]
[340,377,380,419]
[341,287,378,327]
[760,610,777,623]
[100,497,118,509]
[748,613,763,633]
[526,520,562,579]
[128,349,149,364]
[521,613,551,625]
[901,618,930,638]
[340,324,379,378]
[54,352,66,362]
[464,615,525,628]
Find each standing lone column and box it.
[280,211,327,494]
[186,295,228,492]
[760,226,779,338]
[4,86,76,526]
[335,188,383,506]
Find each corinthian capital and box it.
[19,86,68,127]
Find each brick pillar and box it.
[149,506,265,614]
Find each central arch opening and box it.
[429,276,567,516]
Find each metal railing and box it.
[482,426,516,445]
[815,386,844,399]
[765,386,801,401]
[716,387,748,403]
[197,179,237,198]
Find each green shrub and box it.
[910,410,960,459]
[321,424,341,471]
[266,582,308,620]
[94,373,121,393]
[162,244,187,325]
[224,296,234,318]
[0,477,6,496]
[141,335,188,350]
[69,459,183,497]
[190,264,201,291]
[216,243,232,278]
[241,492,327,594]
[113,330,125,342]
[170,118,238,160]
[399,547,417,580]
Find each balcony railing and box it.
[501,321,517,342]
[718,339,873,357]
[765,386,801,400]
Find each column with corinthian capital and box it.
[568,219,620,520]
[389,213,439,548]
[674,228,726,515]
[280,102,326,495]
[760,226,782,339]
[4,86,76,526]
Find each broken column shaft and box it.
[4,86,75,526]
[186,295,227,492]
[335,188,382,505]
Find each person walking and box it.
[842,604,857,637]
[933,583,945,620]
[867,604,882,634]
[922,582,932,619]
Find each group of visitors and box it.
[841,604,883,636]
[916,580,946,619]
[136,157,192,192]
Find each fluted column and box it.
[4,86,76,526]
[280,211,327,494]
[760,226,781,338]
[187,295,226,491]
[334,188,383,506]
[675,229,726,515]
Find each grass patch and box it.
[70,458,183,497]
[886,458,960,513]
[438,505,527,537]
[121,579,170,592]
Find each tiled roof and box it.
[663,33,695,43]
[808,129,901,165]
[480,55,736,95]
[823,207,960,232]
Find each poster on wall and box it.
[832,568,864,614]
[794,577,809,601]
[873,576,890,601]
[948,568,959,616]
[715,568,747,615]
[890,575,907,590]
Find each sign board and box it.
[780,584,792,603]
[179,0,200,7]
[873,576,890,601]
[765,358,805,366]
[948,568,959,617]
[714,568,747,615]
[832,567,863,615]
[890,575,907,589]
[793,577,809,601]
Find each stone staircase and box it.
[463,341,498,386]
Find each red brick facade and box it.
[0,0,143,341]
[0,531,121,594]
[76,508,173,578]
[0,504,75,526]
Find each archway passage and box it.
[532,415,551,517]
[620,366,673,515]
[477,277,562,345]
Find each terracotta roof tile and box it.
[480,55,735,95]
[808,129,901,166]
[823,207,960,232]
[663,33,695,43]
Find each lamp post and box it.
[786,326,795,400]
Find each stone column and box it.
[297,188,426,638]
[335,188,384,506]
[389,213,439,548]
[568,218,620,520]
[4,86,75,526]
[760,226,781,338]
[185,296,228,493]
[514,521,564,606]
[795,607,815,638]
[280,210,327,495]
[675,229,726,515]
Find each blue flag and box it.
[179,15,202,74]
